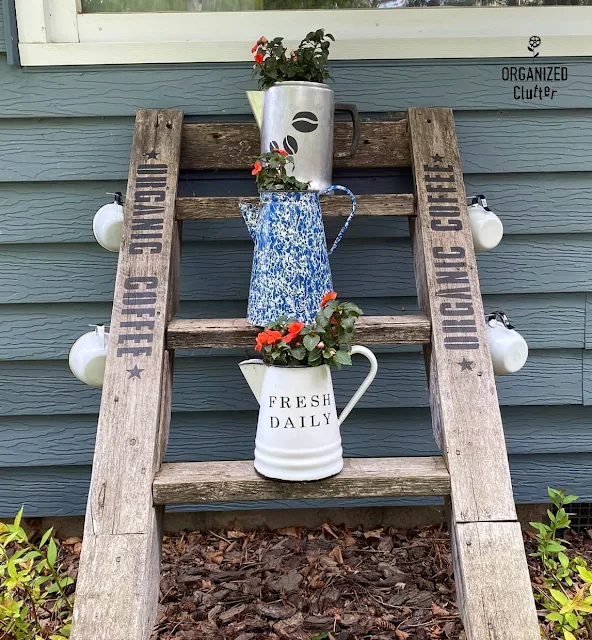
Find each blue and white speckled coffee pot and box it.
[239,185,357,327]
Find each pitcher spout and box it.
[246,90,265,129]
[239,202,260,242]
[239,359,266,405]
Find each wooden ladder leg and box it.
[71,109,183,640]
[408,107,540,639]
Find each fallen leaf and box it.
[227,530,247,539]
[205,549,223,565]
[62,536,82,546]
[431,603,449,617]
[343,534,357,548]
[328,546,343,565]
[277,526,300,538]
[363,528,384,539]
[322,523,339,539]
[395,630,409,639]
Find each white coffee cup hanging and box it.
[93,192,124,252]
[485,311,528,375]
[468,195,504,253]
[69,324,110,388]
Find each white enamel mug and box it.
[93,193,124,252]
[69,325,109,388]
[486,312,528,375]
[468,195,504,253]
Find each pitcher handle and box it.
[334,103,361,159]
[338,345,378,426]
[321,185,357,257]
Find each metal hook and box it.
[486,311,514,330]
[106,192,124,205]
[470,194,492,211]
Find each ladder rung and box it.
[176,193,415,221]
[167,314,431,349]
[153,457,450,505]
[180,120,410,171]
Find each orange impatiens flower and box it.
[251,161,263,176]
[320,291,337,308]
[255,328,283,352]
[254,53,264,64]
[275,149,289,157]
[251,36,268,53]
[283,321,305,344]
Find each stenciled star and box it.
[432,153,444,164]
[457,358,475,372]
[127,364,144,379]
[145,149,159,160]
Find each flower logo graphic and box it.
[528,35,541,57]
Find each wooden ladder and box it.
[70,108,540,640]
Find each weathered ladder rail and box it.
[70,108,540,640]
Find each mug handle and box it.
[334,103,361,159]
[320,185,357,256]
[338,346,378,426]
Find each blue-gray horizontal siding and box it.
[0,52,591,517]
[1,406,591,468]
[3,111,592,182]
[0,293,584,361]
[0,56,591,116]
[2,454,592,517]
[1,235,591,304]
[0,350,584,418]
[2,173,592,245]
[0,0,5,54]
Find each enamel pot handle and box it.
[321,185,357,256]
[338,345,378,426]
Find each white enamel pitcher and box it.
[239,346,378,481]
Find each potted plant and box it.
[239,293,378,481]
[239,149,357,327]
[247,29,360,191]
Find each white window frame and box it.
[14,0,592,66]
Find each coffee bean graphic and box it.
[269,140,280,152]
[283,135,298,155]
[292,111,319,133]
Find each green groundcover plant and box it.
[531,488,592,640]
[0,508,73,640]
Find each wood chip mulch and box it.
[54,521,592,640]
[151,524,463,640]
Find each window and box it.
[14,0,592,66]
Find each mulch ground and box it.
[55,522,592,640]
[152,524,463,640]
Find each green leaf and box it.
[550,589,570,607]
[563,630,576,640]
[565,612,579,627]
[546,542,566,553]
[303,334,320,351]
[332,350,352,367]
[563,494,579,505]
[290,345,306,361]
[47,538,57,566]
[546,612,564,622]
[577,565,592,583]
[13,507,24,530]
[40,527,54,547]
[529,522,549,534]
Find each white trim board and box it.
[14,3,592,66]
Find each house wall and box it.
[1,1,591,516]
